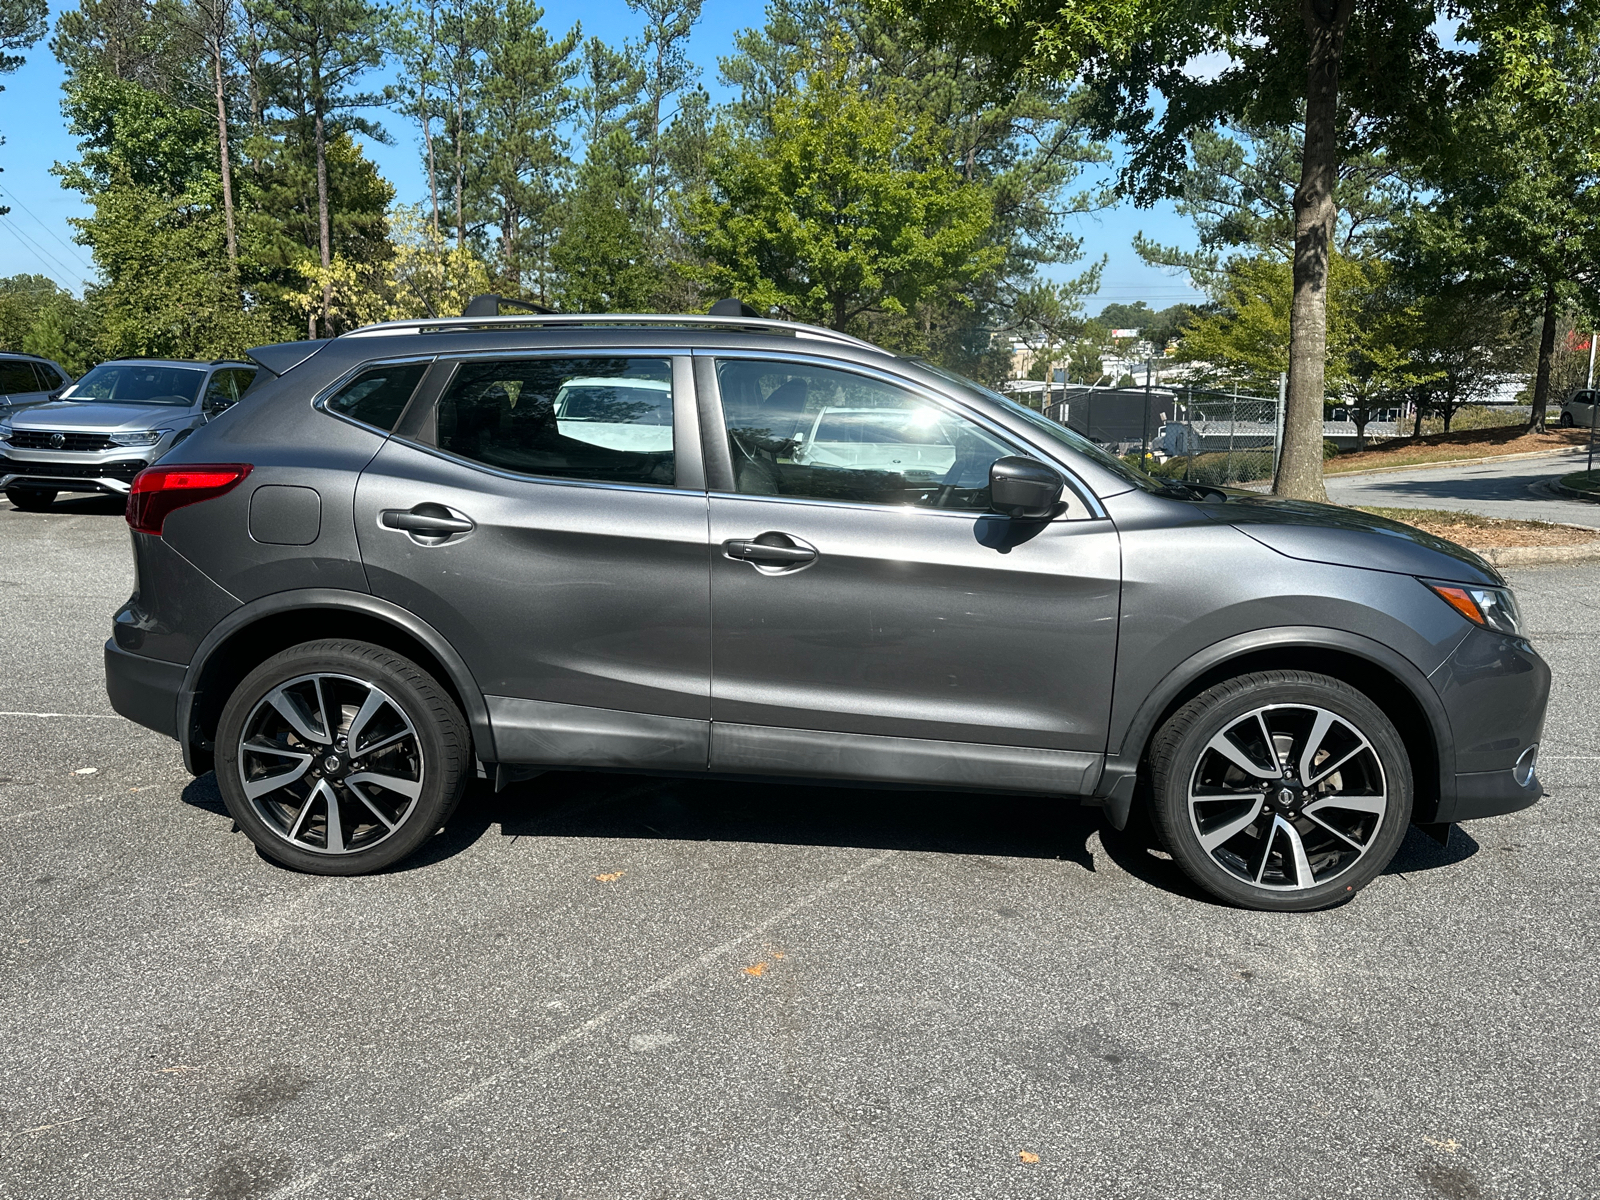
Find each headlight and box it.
[0,420,12,443]
[1424,580,1525,637]
[109,429,170,447]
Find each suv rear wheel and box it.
[6,488,57,511]
[1148,670,1413,912]
[215,639,470,875]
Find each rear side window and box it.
[324,361,429,432]
[0,361,38,393]
[435,357,675,487]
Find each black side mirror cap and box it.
[989,455,1064,520]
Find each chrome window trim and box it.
[696,347,1107,520]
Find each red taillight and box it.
[126,463,252,535]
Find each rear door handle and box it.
[381,505,474,538]
[722,533,818,569]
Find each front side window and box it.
[716,359,1014,510]
[64,364,206,406]
[435,357,675,487]
[324,361,430,432]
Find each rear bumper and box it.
[104,639,184,740]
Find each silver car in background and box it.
[0,358,256,510]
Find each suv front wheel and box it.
[1148,670,1413,911]
[215,639,470,875]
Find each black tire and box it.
[215,639,470,875]
[1148,670,1413,912]
[1559,411,1575,428]
[6,488,57,511]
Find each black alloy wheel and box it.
[215,639,470,875]
[1148,670,1413,912]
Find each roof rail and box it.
[338,312,880,352]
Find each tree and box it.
[0,274,95,372]
[628,0,703,239]
[477,0,579,300]
[394,0,444,237]
[682,34,1003,333]
[896,0,1600,500]
[1399,27,1600,433]
[252,0,389,336]
[719,0,1107,377]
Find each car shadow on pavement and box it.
[181,766,1482,899]
[6,494,128,516]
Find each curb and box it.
[1475,542,1600,567]
[1550,478,1600,503]
[1326,445,1591,480]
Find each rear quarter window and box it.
[322,361,430,432]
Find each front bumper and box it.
[105,639,185,740]
[1,454,149,494]
[1433,625,1551,823]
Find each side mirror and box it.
[989,456,1063,520]
[202,396,234,418]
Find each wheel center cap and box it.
[323,754,343,775]
[1276,786,1295,806]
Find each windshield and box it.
[63,364,205,406]
[910,359,1161,492]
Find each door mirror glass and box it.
[989,456,1063,520]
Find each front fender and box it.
[1095,625,1457,830]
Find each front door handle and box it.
[722,533,818,571]
[381,504,474,540]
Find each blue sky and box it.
[0,0,1205,313]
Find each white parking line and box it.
[267,847,899,1199]
[0,711,124,720]
[0,797,103,824]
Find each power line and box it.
[0,185,96,276]
[0,214,81,282]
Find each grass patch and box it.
[1357,507,1598,549]
[1325,424,1590,475]
[1559,470,1600,496]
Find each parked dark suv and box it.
[102,313,1548,910]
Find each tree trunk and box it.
[1274,0,1355,503]
[1354,411,1367,450]
[1412,395,1424,438]
[1529,281,1557,433]
[424,101,440,241]
[314,100,332,337]
[211,37,237,266]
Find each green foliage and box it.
[0,275,94,373]
[683,34,1002,335]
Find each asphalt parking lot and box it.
[2,494,1597,1200]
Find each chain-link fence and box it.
[1042,385,1285,486]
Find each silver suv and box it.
[0,358,256,510]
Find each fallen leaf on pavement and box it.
[742,963,767,977]
[1019,1152,1039,1164]
[593,871,625,883]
